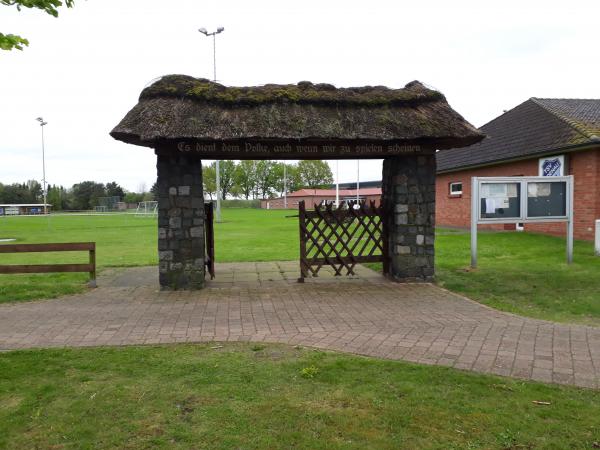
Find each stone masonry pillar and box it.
[382,153,436,281]
[156,150,205,290]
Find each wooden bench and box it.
[0,242,97,287]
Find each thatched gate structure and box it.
[111,75,482,290]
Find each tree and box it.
[0,181,40,203]
[26,180,42,202]
[297,160,333,188]
[271,162,301,197]
[123,192,144,204]
[47,184,67,210]
[70,181,105,210]
[254,160,278,199]
[287,164,302,193]
[234,160,257,200]
[217,160,236,200]
[105,181,125,199]
[271,162,286,197]
[202,164,216,200]
[1,0,75,51]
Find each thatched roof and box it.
[111,75,483,149]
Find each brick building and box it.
[436,98,600,240]
[261,187,382,209]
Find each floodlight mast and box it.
[36,117,48,215]
[199,26,225,223]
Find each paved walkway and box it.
[1,263,599,389]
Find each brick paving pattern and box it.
[1,262,598,389]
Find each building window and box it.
[449,182,462,196]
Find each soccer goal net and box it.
[135,201,158,216]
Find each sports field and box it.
[1,209,600,324]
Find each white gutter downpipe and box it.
[594,219,600,256]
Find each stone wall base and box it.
[383,153,436,282]
[156,151,205,290]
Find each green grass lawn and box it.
[0,210,297,302]
[1,210,600,325]
[435,228,600,325]
[1,343,598,450]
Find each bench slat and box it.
[0,264,94,274]
[0,242,95,253]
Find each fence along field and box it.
[0,242,97,287]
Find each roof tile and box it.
[437,98,600,172]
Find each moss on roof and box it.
[111,74,484,149]
[139,75,445,106]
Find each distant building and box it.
[0,204,52,216]
[436,98,600,240]
[329,180,382,190]
[261,188,382,209]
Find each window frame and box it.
[449,181,463,196]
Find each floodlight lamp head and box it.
[216,27,224,33]
[198,27,208,35]
[36,117,43,122]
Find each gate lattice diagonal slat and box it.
[298,200,388,281]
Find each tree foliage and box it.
[46,184,68,210]
[201,159,333,200]
[70,181,105,210]
[0,159,334,210]
[0,180,42,203]
[0,179,155,210]
[296,160,334,188]
[202,164,216,200]
[217,160,236,201]
[253,161,278,199]
[234,161,257,200]
[105,181,125,199]
[1,0,75,51]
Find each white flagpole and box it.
[335,160,339,207]
[356,160,360,204]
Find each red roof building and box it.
[436,98,600,240]
[260,188,382,209]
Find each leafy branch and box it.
[1,0,75,51]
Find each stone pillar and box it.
[156,150,205,290]
[382,153,436,281]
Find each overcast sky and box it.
[1,0,598,192]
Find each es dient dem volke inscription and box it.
[175,141,422,158]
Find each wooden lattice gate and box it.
[298,200,388,282]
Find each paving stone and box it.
[0,263,598,389]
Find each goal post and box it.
[135,201,158,216]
